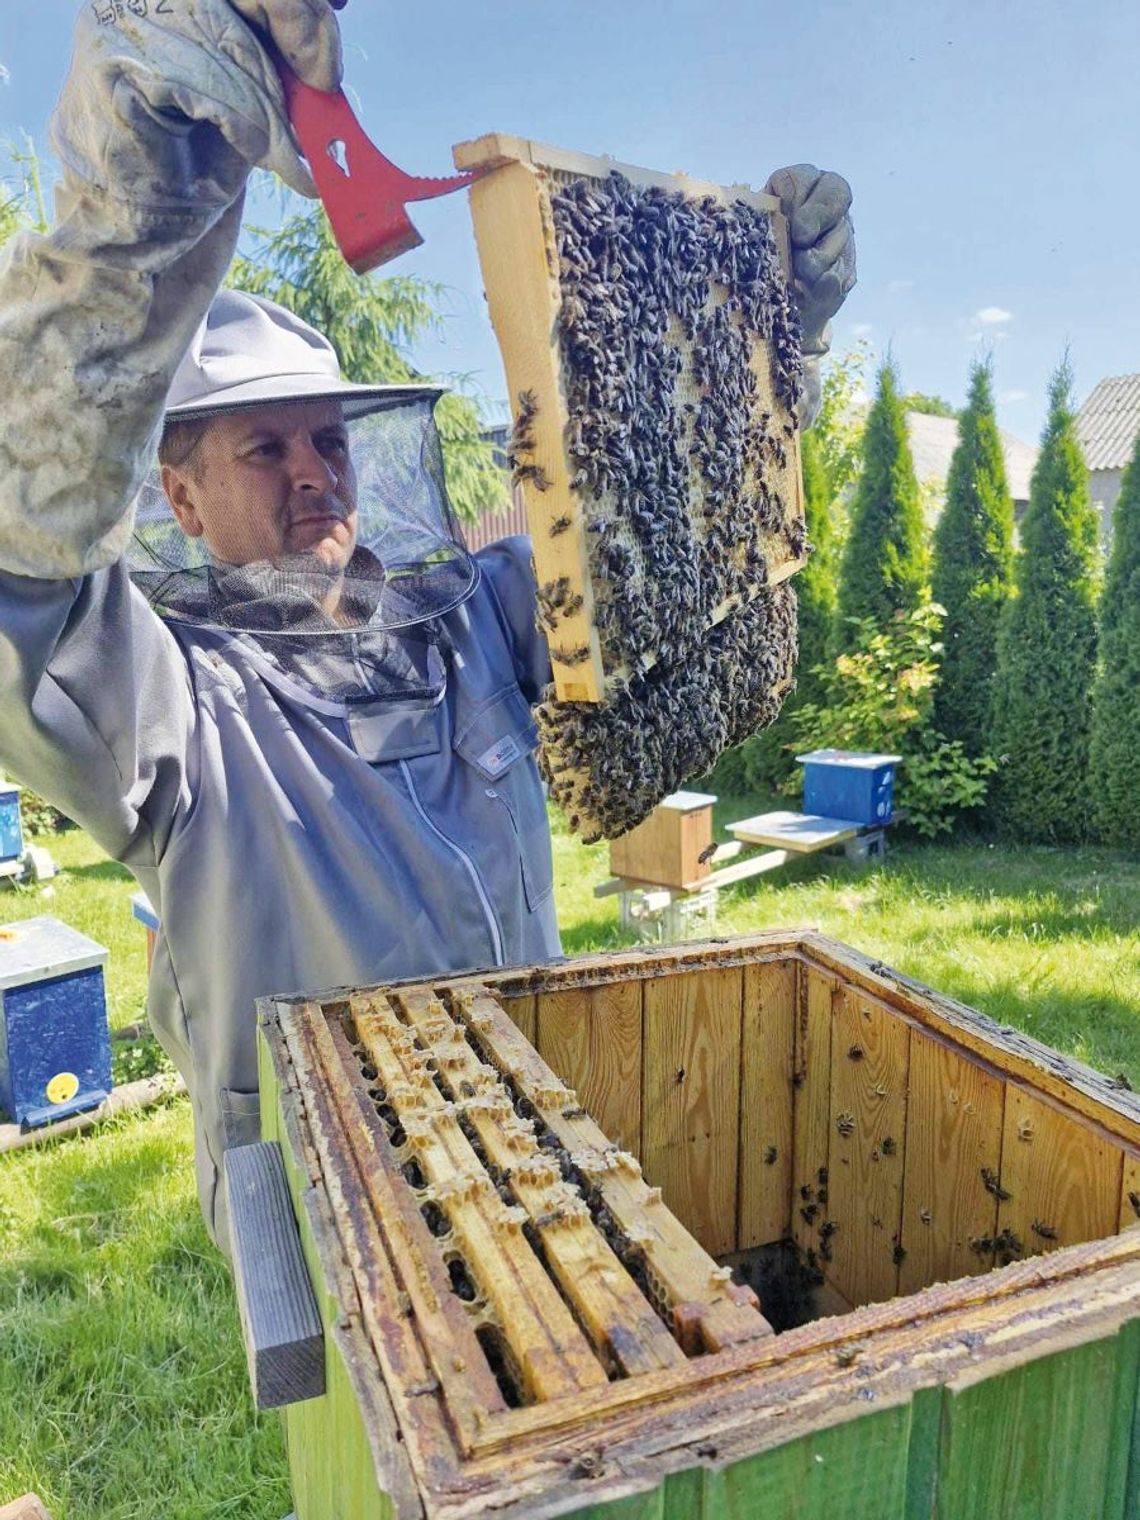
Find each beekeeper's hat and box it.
[127,291,479,653]
[164,290,438,420]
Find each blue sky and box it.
[3,0,1139,440]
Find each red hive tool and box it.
[278,67,483,273]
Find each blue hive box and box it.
[796,749,902,826]
[0,916,111,1128]
[0,783,23,869]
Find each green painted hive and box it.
[256,930,1140,1519]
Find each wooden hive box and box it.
[608,791,716,890]
[453,133,806,707]
[257,933,1140,1520]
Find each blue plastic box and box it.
[0,916,111,1128]
[0,783,22,865]
[796,750,901,826]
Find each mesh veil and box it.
[130,392,476,636]
[127,393,480,703]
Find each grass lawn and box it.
[2,812,1139,1517]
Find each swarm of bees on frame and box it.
[523,171,806,841]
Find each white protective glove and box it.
[57,0,347,209]
[764,165,856,428]
[0,1,346,579]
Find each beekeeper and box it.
[0,0,855,1254]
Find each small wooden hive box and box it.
[608,790,716,889]
[258,931,1140,1520]
[0,915,111,1127]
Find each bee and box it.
[763,1146,778,1165]
[549,514,573,537]
[1031,1220,1058,1242]
[881,1136,897,1158]
[835,1112,856,1138]
[892,1242,907,1267]
[980,1168,1011,1202]
[847,1045,864,1062]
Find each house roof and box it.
[1075,373,1140,471]
[905,411,1037,504]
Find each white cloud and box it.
[886,278,914,294]
[998,389,1028,404]
[0,63,10,85]
[974,306,1013,326]
[851,322,874,338]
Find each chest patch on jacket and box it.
[477,734,522,777]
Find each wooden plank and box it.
[536,979,643,1156]
[898,1032,1005,1293]
[396,986,684,1380]
[1119,1153,1140,1234]
[791,965,834,1259]
[595,850,794,899]
[352,995,609,1403]
[456,132,784,221]
[699,1402,913,1519]
[935,1332,1134,1519]
[500,991,536,1045]
[454,986,770,1352]
[799,934,1140,1147]
[996,1087,1123,1262]
[1103,1318,1140,1520]
[728,810,864,853]
[825,989,911,1307]
[642,967,743,1257]
[224,1140,325,1410]
[258,1012,414,1520]
[462,155,603,702]
[737,958,795,1250]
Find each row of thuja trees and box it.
[722,353,1140,846]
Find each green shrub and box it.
[18,787,72,837]
[793,600,996,838]
[835,361,926,646]
[931,360,1015,753]
[1089,428,1140,845]
[988,361,1099,841]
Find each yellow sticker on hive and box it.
[46,1071,80,1105]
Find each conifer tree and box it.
[988,361,1099,840]
[931,360,1015,752]
[1089,429,1140,845]
[835,361,926,646]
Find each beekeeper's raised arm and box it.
[0,0,344,579]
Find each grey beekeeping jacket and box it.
[0,121,558,1251]
[0,544,559,1251]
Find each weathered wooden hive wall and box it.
[259,931,1140,1520]
[454,136,805,841]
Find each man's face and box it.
[161,399,358,573]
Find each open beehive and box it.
[259,932,1140,1520]
[454,135,806,840]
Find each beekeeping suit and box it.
[0,0,855,1252]
[0,0,560,1254]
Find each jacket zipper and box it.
[399,759,505,967]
